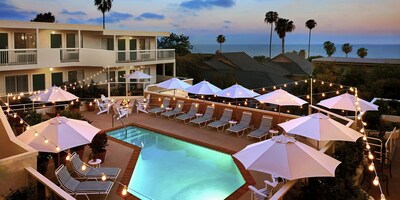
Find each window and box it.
[14,33,36,49]
[156,64,163,75]
[66,34,76,48]
[165,63,174,76]
[107,38,114,50]
[5,75,28,93]
[51,72,63,86]
[51,34,62,48]
[139,38,150,50]
[118,71,125,82]
[32,74,45,91]
[68,70,84,83]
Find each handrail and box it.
[385,127,397,161]
[309,105,354,127]
[25,167,75,200]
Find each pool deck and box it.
[64,110,400,200]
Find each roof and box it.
[312,57,400,65]
[272,52,312,74]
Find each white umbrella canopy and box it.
[125,70,153,80]
[233,134,341,180]
[216,84,259,99]
[29,86,78,102]
[185,80,222,95]
[157,78,192,91]
[278,113,363,142]
[317,93,378,112]
[255,89,307,106]
[17,116,100,153]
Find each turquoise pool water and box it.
[107,126,245,200]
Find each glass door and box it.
[118,39,126,62]
[0,33,8,64]
[129,39,137,61]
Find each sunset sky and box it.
[1,0,399,44]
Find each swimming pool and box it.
[107,126,245,200]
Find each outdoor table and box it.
[269,129,279,137]
[195,113,203,118]
[229,120,237,127]
[88,159,102,168]
[165,107,172,111]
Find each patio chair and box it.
[248,179,284,200]
[148,97,171,116]
[136,94,150,113]
[176,103,199,123]
[190,106,215,127]
[95,99,111,115]
[55,164,114,200]
[207,108,233,132]
[226,111,252,137]
[101,94,111,104]
[112,105,129,120]
[161,100,184,119]
[70,152,121,180]
[247,115,273,140]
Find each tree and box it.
[275,18,295,54]
[253,55,267,63]
[323,41,336,57]
[31,12,55,23]
[216,35,226,52]
[341,43,353,58]
[305,19,317,58]
[264,11,279,59]
[94,0,113,29]
[357,47,368,58]
[158,33,193,56]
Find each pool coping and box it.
[100,122,255,200]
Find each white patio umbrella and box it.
[255,89,307,121]
[29,86,78,102]
[233,134,341,180]
[317,93,378,112]
[216,84,259,119]
[278,113,363,142]
[156,78,192,96]
[125,70,153,80]
[185,80,221,96]
[17,116,100,153]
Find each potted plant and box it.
[71,145,86,160]
[37,152,52,175]
[86,100,96,112]
[89,134,108,163]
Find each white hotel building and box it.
[0,20,176,96]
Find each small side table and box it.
[165,107,172,111]
[269,129,279,137]
[229,120,237,127]
[195,113,203,118]
[88,159,102,168]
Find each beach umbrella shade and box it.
[29,86,78,102]
[185,80,222,96]
[17,116,100,153]
[255,89,307,121]
[125,70,153,80]
[278,113,363,142]
[156,78,192,96]
[233,134,341,180]
[317,93,378,112]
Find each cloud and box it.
[180,0,235,10]
[61,9,86,16]
[222,25,229,29]
[0,1,36,21]
[135,12,165,21]
[88,12,133,24]
[66,18,86,24]
[224,20,231,24]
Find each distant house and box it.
[267,52,312,79]
[202,52,291,89]
[312,57,400,68]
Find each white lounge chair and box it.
[55,164,114,200]
[136,94,150,113]
[101,94,110,103]
[95,99,111,115]
[226,111,252,137]
[207,108,233,132]
[190,106,215,127]
[248,179,284,200]
[148,97,171,116]
[70,152,120,180]
[161,100,184,119]
[176,103,199,123]
[247,115,273,140]
[113,105,129,120]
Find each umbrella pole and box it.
[58,153,60,167]
[235,98,238,120]
[278,105,281,124]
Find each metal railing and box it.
[60,48,79,62]
[385,127,398,161]
[0,49,37,66]
[116,49,174,63]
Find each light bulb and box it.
[122,187,128,196]
[101,174,106,181]
[360,128,365,133]
[81,165,86,171]
[368,152,374,160]
[44,139,49,144]
[19,119,23,124]
[66,154,71,161]
[368,163,374,171]
[34,132,38,137]
[373,176,379,186]
[56,146,60,151]
[26,126,30,130]
[381,194,386,200]
[366,144,370,149]
[363,135,367,141]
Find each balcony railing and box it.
[0,49,37,66]
[116,49,175,63]
[60,48,79,62]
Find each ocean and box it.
[192,44,400,59]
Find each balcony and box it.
[116,49,175,63]
[0,49,37,66]
[60,48,79,62]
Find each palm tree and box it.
[216,35,226,52]
[274,18,295,54]
[305,19,317,58]
[341,43,353,58]
[264,11,279,59]
[94,0,113,29]
[357,48,368,58]
[323,41,336,57]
